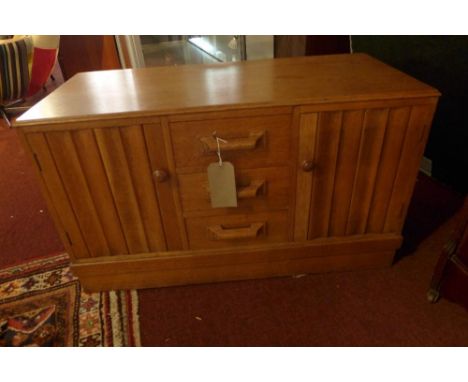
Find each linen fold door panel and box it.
[295,102,437,241]
[24,124,169,259]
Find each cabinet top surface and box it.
[16,53,439,127]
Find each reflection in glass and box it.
[139,36,272,68]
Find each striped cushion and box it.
[0,36,32,102]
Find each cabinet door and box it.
[25,124,170,258]
[143,121,187,250]
[294,102,437,240]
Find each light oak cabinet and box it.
[15,54,439,291]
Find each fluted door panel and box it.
[26,125,167,258]
[295,103,436,240]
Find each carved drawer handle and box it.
[200,131,264,153]
[237,179,266,199]
[208,222,265,240]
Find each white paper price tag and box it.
[207,161,238,208]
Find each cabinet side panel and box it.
[71,129,129,255]
[384,104,437,233]
[328,110,364,236]
[366,107,411,233]
[294,113,318,241]
[25,132,90,258]
[120,125,167,252]
[94,128,149,253]
[46,131,110,257]
[308,111,342,238]
[346,108,389,235]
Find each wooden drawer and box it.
[169,113,292,171]
[185,211,290,249]
[178,166,291,216]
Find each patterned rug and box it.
[0,253,140,346]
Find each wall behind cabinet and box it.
[58,36,122,80]
[351,36,468,194]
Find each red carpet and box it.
[1,122,467,346]
[137,209,468,346]
[0,128,63,268]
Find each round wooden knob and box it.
[153,169,169,182]
[302,160,315,172]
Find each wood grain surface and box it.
[71,233,401,291]
[15,54,439,127]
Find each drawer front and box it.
[185,211,289,249]
[178,166,291,215]
[169,114,292,171]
